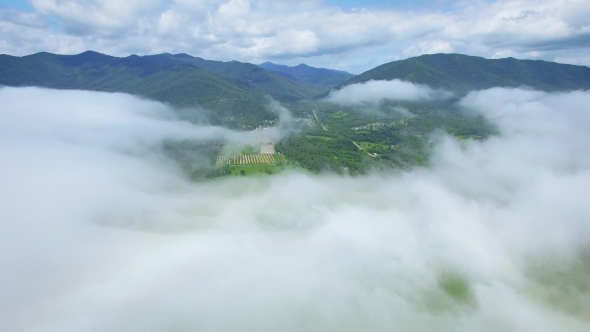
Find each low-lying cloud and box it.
[326,79,452,105]
[1,86,590,331]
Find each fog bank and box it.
[1,87,590,332]
[326,79,452,105]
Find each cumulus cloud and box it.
[1,0,590,72]
[29,0,161,36]
[326,79,453,105]
[1,86,590,331]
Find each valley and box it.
[1,51,588,178]
[4,1,590,331]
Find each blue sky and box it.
[328,0,410,9]
[0,0,444,11]
[327,0,452,10]
[0,0,589,72]
[1,0,404,8]
[0,0,32,10]
[0,0,413,9]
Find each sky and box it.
[1,0,589,72]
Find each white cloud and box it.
[326,79,452,105]
[29,0,161,36]
[403,40,454,57]
[0,0,589,72]
[1,86,590,331]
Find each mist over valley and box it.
[2,83,590,331]
[2,0,590,330]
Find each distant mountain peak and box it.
[173,53,193,59]
[258,61,354,87]
[77,50,105,56]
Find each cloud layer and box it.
[326,79,452,105]
[1,86,590,331]
[1,0,590,72]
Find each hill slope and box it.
[0,51,327,126]
[259,62,354,87]
[343,53,590,93]
[142,54,326,101]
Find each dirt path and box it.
[312,109,328,131]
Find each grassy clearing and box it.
[331,111,349,119]
[358,142,390,150]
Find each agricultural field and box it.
[215,152,287,166]
[214,140,291,176]
[358,142,391,155]
[228,154,293,176]
[215,155,232,166]
[234,154,277,165]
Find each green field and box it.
[227,153,294,176]
[331,111,349,119]
[358,142,391,155]
[358,142,390,150]
[229,163,292,176]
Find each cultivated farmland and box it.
[215,140,288,168]
[234,154,276,165]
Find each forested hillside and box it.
[259,62,353,87]
[343,53,590,93]
[142,54,326,101]
[0,51,332,127]
[0,51,275,126]
[3,51,590,175]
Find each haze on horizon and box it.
[0,0,589,73]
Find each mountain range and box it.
[259,61,353,87]
[1,51,590,127]
[0,51,348,127]
[343,53,590,93]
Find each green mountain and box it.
[0,51,268,126]
[285,55,590,174]
[142,54,326,101]
[3,51,590,176]
[0,51,328,127]
[259,61,354,87]
[342,53,590,93]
